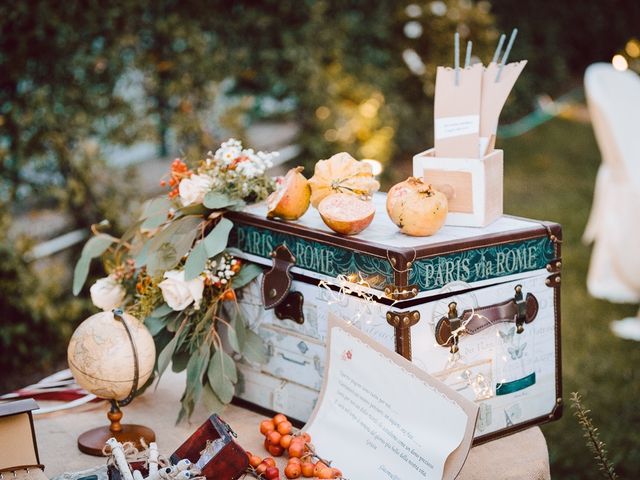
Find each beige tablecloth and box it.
[34,370,550,479]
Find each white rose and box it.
[159,270,204,311]
[178,174,214,206]
[90,275,126,311]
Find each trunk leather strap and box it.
[435,288,539,348]
[261,244,296,310]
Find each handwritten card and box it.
[305,315,478,480]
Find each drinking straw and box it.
[496,28,518,82]
[491,33,506,64]
[465,40,473,68]
[454,32,460,85]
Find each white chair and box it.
[584,63,640,339]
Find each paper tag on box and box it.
[435,114,480,140]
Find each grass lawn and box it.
[499,115,640,478]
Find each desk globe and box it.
[67,309,156,455]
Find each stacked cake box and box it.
[227,193,562,445]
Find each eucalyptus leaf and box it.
[144,316,168,336]
[176,204,208,217]
[177,385,196,425]
[120,219,145,245]
[174,325,189,352]
[81,234,117,258]
[72,234,117,294]
[133,240,151,268]
[207,350,235,403]
[233,310,247,351]
[148,242,177,274]
[167,217,202,257]
[242,329,268,364]
[185,342,210,406]
[203,217,233,258]
[156,334,178,380]
[171,349,190,373]
[151,304,172,317]
[166,315,183,333]
[141,213,168,231]
[226,317,241,353]
[227,200,247,211]
[184,241,207,281]
[152,329,173,357]
[202,383,225,414]
[147,215,201,274]
[231,263,263,289]
[220,349,238,383]
[140,196,171,221]
[72,256,91,296]
[203,191,235,210]
[147,215,201,252]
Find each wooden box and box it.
[413,148,503,227]
[170,414,247,478]
[227,193,562,444]
[0,399,47,478]
[108,415,247,480]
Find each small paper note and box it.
[435,115,480,140]
[305,315,478,480]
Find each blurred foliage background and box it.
[1,0,639,477]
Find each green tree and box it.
[491,0,640,118]
[206,0,496,172]
[0,1,143,228]
[0,1,143,389]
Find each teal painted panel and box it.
[409,237,554,291]
[232,224,554,293]
[232,224,394,287]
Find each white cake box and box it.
[413,148,503,227]
[227,193,562,444]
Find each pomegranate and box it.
[387,177,448,236]
[267,166,311,220]
[318,193,375,235]
[308,152,380,208]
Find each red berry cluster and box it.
[160,158,191,198]
[246,455,279,480]
[245,413,343,479]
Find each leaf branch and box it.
[570,392,620,480]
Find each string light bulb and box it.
[625,39,640,58]
[612,54,628,72]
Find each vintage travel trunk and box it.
[227,194,562,444]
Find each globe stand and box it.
[77,400,156,456]
[77,310,156,456]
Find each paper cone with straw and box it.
[479,29,527,156]
[434,32,483,158]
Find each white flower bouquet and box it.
[73,139,278,420]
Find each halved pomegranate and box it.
[318,193,375,235]
[267,166,311,220]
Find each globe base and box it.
[78,423,156,456]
